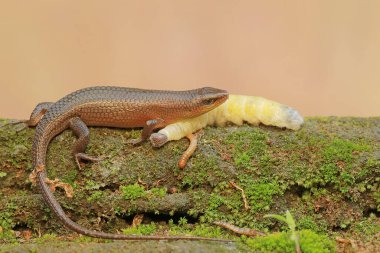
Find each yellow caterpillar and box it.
[152,95,303,142]
[149,94,303,168]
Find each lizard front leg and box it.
[128,118,165,145]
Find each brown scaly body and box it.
[22,86,230,241]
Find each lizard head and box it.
[189,87,228,115]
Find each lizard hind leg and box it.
[69,117,103,169]
[27,102,54,127]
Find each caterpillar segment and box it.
[150,95,303,167]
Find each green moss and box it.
[366,158,380,210]
[191,224,226,238]
[297,216,326,233]
[150,187,167,198]
[322,139,370,163]
[0,203,17,241]
[168,220,228,239]
[84,180,104,190]
[0,171,6,178]
[62,170,78,184]
[208,193,225,210]
[285,133,375,198]
[178,217,188,226]
[122,223,156,236]
[351,214,380,238]
[87,191,104,202]
[240,178,282,212]
[73,235,108,243]
[299,230,336,253]
[181,155,220,188]
[244,230,335,253]
[375,189,380,211]
[244,232,294,253]
[318,138,371,193]
[34,233,58,243]
[0,117,379,248]
[224,128,268,169]
[125,129,141,140]
[120,184,147,200]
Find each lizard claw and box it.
[127,137,144,146]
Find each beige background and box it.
[0,0,379,119]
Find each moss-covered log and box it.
[0,117,379,252]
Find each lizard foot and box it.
[75,153,104,170]
[127,137,144,146]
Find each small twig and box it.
[137,177,148,189]
[214,221,266,237]
[153,178,165,187]
[229,181,250,210]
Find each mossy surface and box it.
[0,117,379,252]
[243,229,336,253]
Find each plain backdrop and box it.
[0,0,379,119]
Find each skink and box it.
[18,86,229,241]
